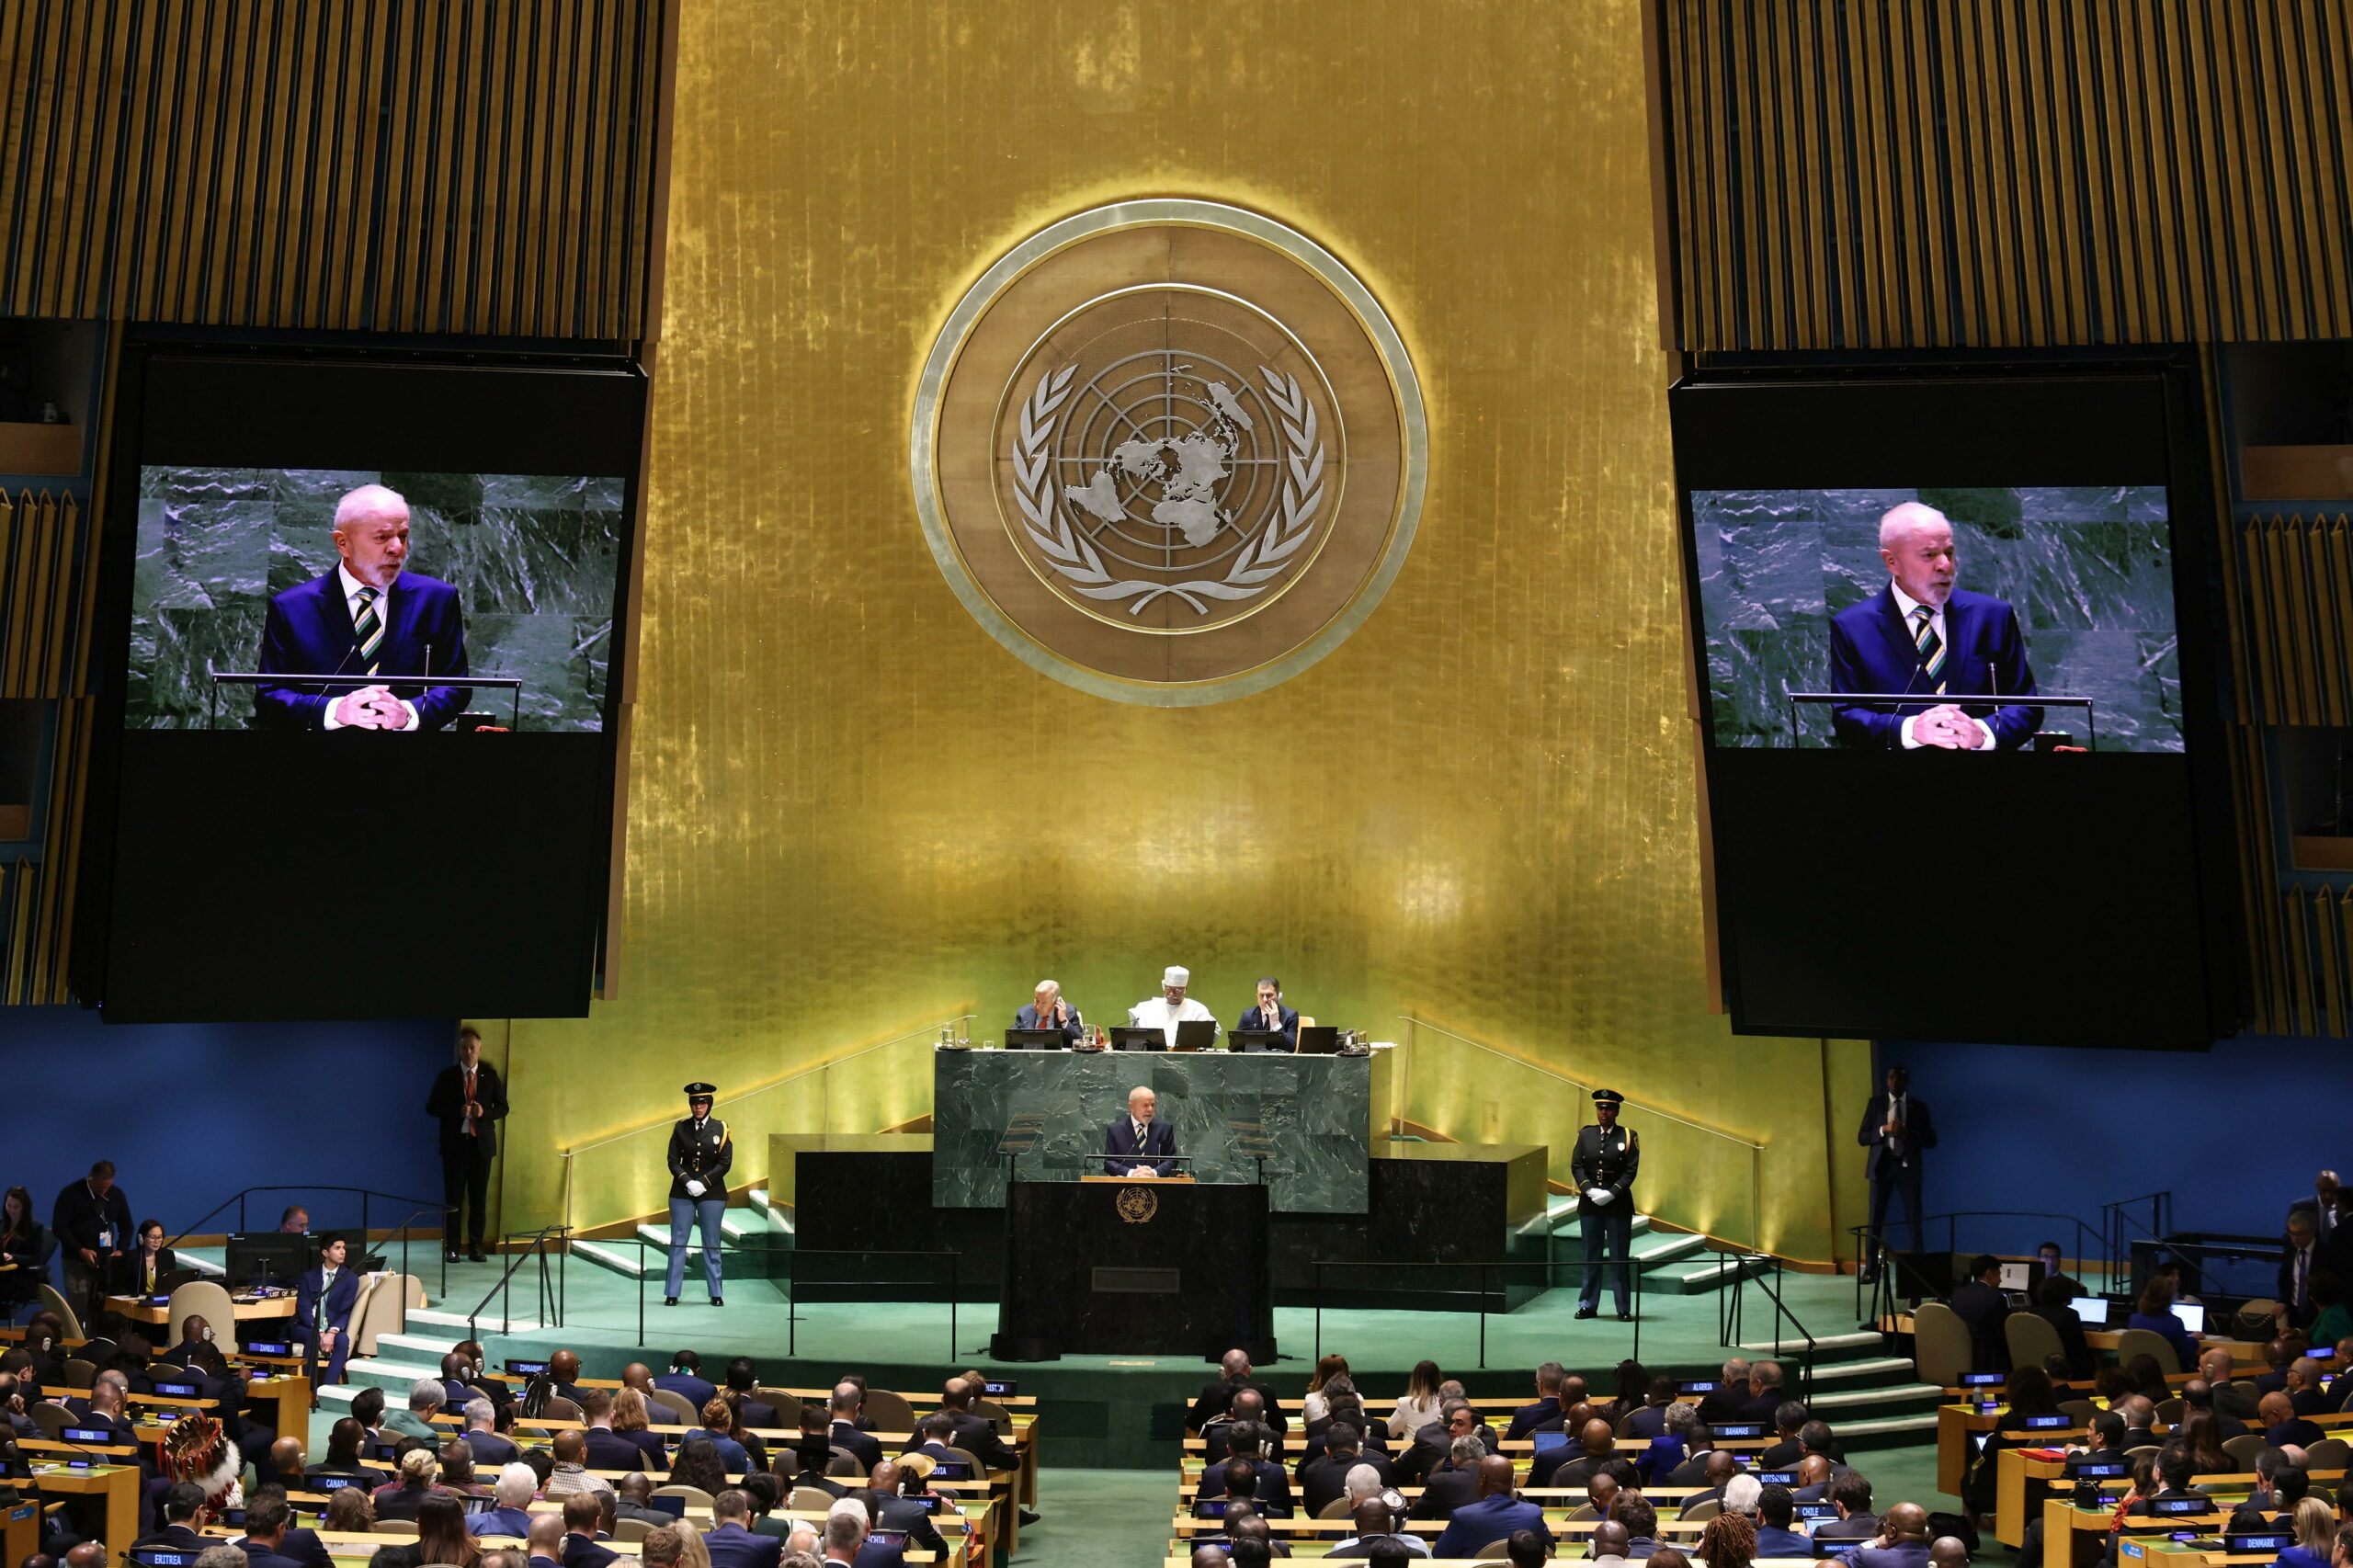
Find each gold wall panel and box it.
[0,0,665,335]
[1657,0,2353,348]
[506,0,1865,1263]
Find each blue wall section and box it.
[4,1006,454,1238]
[1880,1038,2340,1260]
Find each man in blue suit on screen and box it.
[1104,1085,1177,1176]
[1826,501,2042,750]
[256,483,471,731]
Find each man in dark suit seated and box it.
[1189,1349,1287,1434]
[1677,1450,1742,1516]
[1947,1256,2011,1373]
[1625,1377,1679,1440]
[234,1498,312,1568]
[1206,1392,1284,1464]
[1233,979,1300,1051]
[2177,1379,2247,1441]
[723,1358,778,1429]
[1666,1433,1730,1488]
[2111,1394,2158,1451]
[1103,1085,1178,1177]
[656,1350,719,1413]
[1811,1473,1880,1544]
[1430,1456,1550,1560]
[255,483,472,732]
[2131,1447,2206,1517]
[1825,1500,1933,1568]
[458,1399,520,1467]
[2286,1358,2332,1418]
[1012,981,1086,1047]
[1738,1361,1790,1423]
[1754,1483,1816,1560]
[1756,1402,1811,1469]
[1403,1399,1495,1484]
[2028,1275,2096,1380]
[1408,1437,1486,1520]
[1696,1359,1752,1427]
[295,1234,362,1389]
[611,1473,675,1528]
[1552,1419,1619,1491]
[701,1490,783,1568]
[828,1383,883,1471]
[1790,1454,1835,1502]
[2071,1409,2129,1469]
[1197,1444,1294,1518]
[866,1463,950,1560]
[133,1483,214,1553]
[1825,502,2041,753]
[2261,1391,2325,1451]
[918,1377,1018,1471]
[1298,1423,1392,1517]
[561,1492,620,1568]
[1504,1363,1565,1440]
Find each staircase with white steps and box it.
[1728,1330,1944,1450]
[570,1192,782,1283]
[1543,1195,1771,1295]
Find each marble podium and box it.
[931,1047,1388,1214]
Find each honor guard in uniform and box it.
[665,1083,733,1308]
[1573,1087,1640,1321]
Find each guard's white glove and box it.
[1585,1187,1613,1205]
[685,1180,706,1198]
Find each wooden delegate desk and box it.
[107,1291,299,1326]
[4,1498,40,1568]
[32,1463,140,1557]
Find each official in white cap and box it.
[1127,965,1219,1049]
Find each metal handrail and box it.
[163,1184,455,1301]
[613,1235,961,1359]
[558,1012,974,1237]
[1847,1208,2109,1324]
[1716,1248,1817,1404]
[1310,1257,1639,1370]
[1397,1016,1766,1250]
[2101,1191,2173,1285]
[467,1224,571,1340]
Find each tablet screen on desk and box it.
[1531,1432,1571,1453]
[1194,1501,1229,1518]
[2171,1302,2206,1335]
[2071,1297,2110,1326]
[648,1495,686,1518]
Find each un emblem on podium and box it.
[1115,1186,1159,1224]
[913,200,1427,706]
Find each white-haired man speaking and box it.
[256,482,472,731]
[1826,500,2042,750]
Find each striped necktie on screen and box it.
[354,585,384,676]
[1911,604,1945,693]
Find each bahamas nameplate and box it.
[911,200,1427,705]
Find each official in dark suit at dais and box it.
[255,483,472,731]
[1826,501,2041,751]
[1103,1085,1177,1176]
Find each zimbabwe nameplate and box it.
[912,200,1427,705]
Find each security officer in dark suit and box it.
[1573,1088,1640,1321]
[665,1083,733,1307]
[426,1027,509,1263]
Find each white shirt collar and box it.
[336,563,390,607]
[1890,584,1941,626]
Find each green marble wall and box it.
[932,1048,1375,1213]
[1693,485,2181,751]
[129,466,624,730]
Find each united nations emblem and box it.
[1115,1186,1158,1224]
[912,200,1427,705]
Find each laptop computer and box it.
[1226,1028,1287,1052]
[1998,1261,2034,1292]
[2171,1301,2206,1335]
[1004,1028,1066,1049]
[2071,1295,2111,1325]
[1109,1026,1165,1051]
[1171,1019,1218,1051]
[648,1495,688,1518]
[1294,1026,1341,1054]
